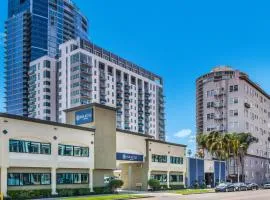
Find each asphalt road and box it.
[138,189,270,200]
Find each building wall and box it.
[57,39,165,140]
[0,114,95,195]
[5,0,89,116]
[186,158,226,187]
[29,56,57,121]
[196,66,270,184]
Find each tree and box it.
[148,179,160,191]
[237,133,258,182]
[206,132,229,183]
[197,132,258,183]
[108,179,124,193]
[196,134,208,158]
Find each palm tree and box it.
[237,133,258,182]
[227,133,241,182]
[197,132,258,183]
[206,132,229,183]
[196,134,208,158]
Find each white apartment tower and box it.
[29,38,165,140]
[28,56,57,121]
[196,66,270,184]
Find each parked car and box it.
[215,183,235,192]
[263,182,270,189]
[233,182,248,191]
[246,183,259,190]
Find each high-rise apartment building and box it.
[5,0,88,116]
[28,56,57,121]
[196,66,270,184]
[29,38,165,140]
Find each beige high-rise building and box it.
[196,66,270,184]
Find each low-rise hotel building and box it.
[0,103,186,196]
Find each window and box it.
[58,144,89,157]
[44,60,51,68]
[151,174,167,183]
[229,110,238,117]
[43,71,50,78]
[170,156,184,164]
[229,85,238,92]
[170,174,183,182]
[57,173,89,184]
[9,140,51,155]
[152,154,167,163]
[8,173,51,186]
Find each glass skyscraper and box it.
[5,0,88,116]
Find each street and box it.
[137,190,270,200]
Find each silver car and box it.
[264,182,270,189]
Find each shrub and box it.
[170,184,185,190]
[57,188,94,197]
[108,179,124,193]
[93,186,112,194]
[148,179,161,191]
[7,189,51,200]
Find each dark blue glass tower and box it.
[5,0,89,116]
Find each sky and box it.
[1,0,270,155]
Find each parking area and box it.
[136,189,270,200]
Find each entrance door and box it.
[205,173,214,188]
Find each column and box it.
[1,167,7,197]
[183,172,186,187]
[51,168,57,195]
[147,170,151,190]
[89,169,94,192]
[167,171,170,189]
[128,165,132,190]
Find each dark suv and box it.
[233,182,248,191]
[215,183,236,192]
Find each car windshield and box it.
[218,183,227,187]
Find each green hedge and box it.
[170,184,185,190]
[7,189,52,200]
[7,187,113,199]
[57,188,93,197]
[93,186,113,194]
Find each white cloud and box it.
[187,135,196,143]
[174,129,192,138]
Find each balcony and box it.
[244,102,251,108]
[214,114,226,120]
[124,85,130,90]
[80,76,91,83]
[100,99,106,104]
[100,74,106,81]
[116,103,122,108]
[117,95,123,100]
[117,82,123,87]
[81,69,92,76]
[214,102,225,108]
[214,89,226,96]
[100,82,106,88]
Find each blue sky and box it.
[1,0,270,154]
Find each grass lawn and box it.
[171,189,215,195]
[65,194,147,200]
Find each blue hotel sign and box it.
[75,109,93,125]
[116,152,144,162]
